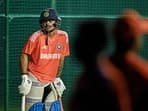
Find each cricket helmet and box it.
[39,8,61,24]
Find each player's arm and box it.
[18,32,36,96]
[18,53,32,96]
[20,53,29,74]
[56,56,65,77]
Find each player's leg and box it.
[45,82,65,111]
[25,74,48,111]
[45,86,58,111]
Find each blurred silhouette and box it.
[75,20,107,70]
[108,9,148,111]
[69,20,125,111]
[69,9,148,111]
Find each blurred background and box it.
[0,0,148,111]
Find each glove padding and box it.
[53,77,66,97]
[18,75,32,95]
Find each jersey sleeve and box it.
[21,31,39,55]
[22,40,35,55]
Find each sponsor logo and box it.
[40,53,61,59]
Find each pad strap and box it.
[42,84,52,103]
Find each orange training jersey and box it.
[22,30,70,83]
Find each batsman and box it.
[18,8,70,111]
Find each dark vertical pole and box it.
[5,0,9,110]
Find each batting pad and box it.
[25,73,58,111]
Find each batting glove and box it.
[18,74,32,95]
[53,77,66,97]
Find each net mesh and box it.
[1,0,148,111]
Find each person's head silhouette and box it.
[75,20,107,69]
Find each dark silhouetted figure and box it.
[69,20,123,111]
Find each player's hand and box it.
[53,77,66,97]
[18,74,32,95]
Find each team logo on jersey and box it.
[56,44,62,49]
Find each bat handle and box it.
[21,95,26,111]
